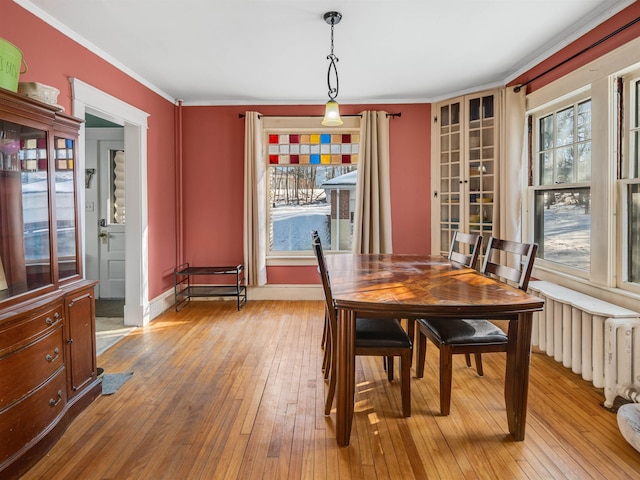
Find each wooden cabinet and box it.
[64,282,97,397]
[431,90,499,258]
[0,88,101,479]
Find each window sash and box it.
[619,71,640,290]
[267,164,357,254]
[532,95,592,275]
[536,99,591,186]
[624,180,640,284]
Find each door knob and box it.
[99,231,108,244]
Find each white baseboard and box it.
[148,288,176,321]
[247,284,324,301]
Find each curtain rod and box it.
[514,16,640,93]
[238,112,401,119]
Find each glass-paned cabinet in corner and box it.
[432,90,498,260]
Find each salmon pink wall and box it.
[180,106,245,267]
[181,104,431,284]
[4,0,178,299]
[510,2,640,93]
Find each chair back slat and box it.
[448,231,483,269]
[311,231,337,323]
[481,237,538,291]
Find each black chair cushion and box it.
[418,318,507,346]
[355,318,412,349]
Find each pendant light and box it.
[321,11,343,126]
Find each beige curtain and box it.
[497,87,527,243]
[243,111,267,286]
[353,111,393,253]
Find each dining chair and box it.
[410,231,482,364]
[448,230,483,270]
[415,236,537,415]
[311,231,413,417]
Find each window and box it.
[266,131,359,254]
[627,183,640,283]
[522,38,640,304]
[532,97,592,272]
[622,71,640,285]
[109,149,125,224]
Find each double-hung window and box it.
[531,95,592,273]
[523,38,640,304]
[264,118,360,256]
[620,69,640,287]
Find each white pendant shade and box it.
[322,100,343,126]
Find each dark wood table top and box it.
[326,253,544,318]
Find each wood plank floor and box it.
[25,300,640,479]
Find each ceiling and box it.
[18,0,636,105]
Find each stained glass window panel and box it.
[269,133,359,165]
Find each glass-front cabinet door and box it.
[467,95,495,242]
[0,120,52,300]
[433,91,498,258]
[54,135,78,280]
[438,100,462,253]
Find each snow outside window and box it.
[532,97,592,272]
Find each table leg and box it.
[505,312,533,441]
[336,308,356,447]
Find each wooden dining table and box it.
[325,253,545,447]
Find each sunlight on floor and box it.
[96,317,136,356]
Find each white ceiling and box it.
[17,0,636,105]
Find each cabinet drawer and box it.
[0,367,66,464]
[0,326,64,411]
[0,303,64,356]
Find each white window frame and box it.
[617,67,640,294]
[529,91,592,279]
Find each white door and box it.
[98,141,125,299]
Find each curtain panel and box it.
[243,111,267,286]
[497,87,527,267]
[353,111,393,254]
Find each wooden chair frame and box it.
[312,231,412,417]
[416,236,537,415]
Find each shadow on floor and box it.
[95,298,125,318]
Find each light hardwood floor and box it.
[25,301,640,479]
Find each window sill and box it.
[266,255,318,266]
[533,267,640,314]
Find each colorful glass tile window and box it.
[265,122,360,255]
[266,133,360,165]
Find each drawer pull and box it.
[46,347,60,362]
[49,390,63,407]
[45,312,61,325]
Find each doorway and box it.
[85,122,125,300]
[72,78,150,327]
